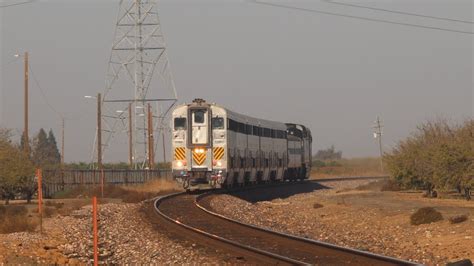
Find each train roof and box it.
[174,99,309,132]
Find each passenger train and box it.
[171,99,312,190]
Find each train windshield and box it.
[212,117,224,129]
[194,110,205,123]
[174,118,186,130]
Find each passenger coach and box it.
[172,99,312,190]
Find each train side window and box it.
[246,124,253,135]
[252,126,259,136]
[238,123,245,134]
[228,119,237,131]
[263,128,271,138]
[212,117,224,129]
[174,118,186,130]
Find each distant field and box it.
[311,157,386,179]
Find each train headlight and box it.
[216,161,222,167]
[194,148,205,154]
[176,161,184,167]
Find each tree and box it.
[32,128,60,169]
[47,129,61,165]
[385,118,473,200]
[314,145,342,161]
[0,135,35,204]
[19,131,30,157]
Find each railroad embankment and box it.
[207,179,474,265]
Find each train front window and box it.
[212,117,224,129]
[174,118,186,130]
[194,110,205,123]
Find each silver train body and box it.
[171,99,312,190]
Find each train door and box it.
[191,109,209,145]
[189,108,210,170]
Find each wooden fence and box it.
[42,169,172,198]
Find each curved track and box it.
[154,186,419,265]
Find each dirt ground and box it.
[208,178,474,265]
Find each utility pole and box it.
[147,103,154,169]
[373,116,384,173]
[61,118,65,166]
[61,117,65,190]
[162,131,166,164]
[23,51,29,155]
[97,93,102,169]
[129,103,133,169]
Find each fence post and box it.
[100,169,104,198]
[92,196,98,266]
[36,168,43,234]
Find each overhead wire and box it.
[0,0,35,8]
[28,64,63,119]
[322,0,474,25]
[251,0,474,35]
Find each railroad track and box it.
[154,185,419,265]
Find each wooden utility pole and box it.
[128,103,133,169]
[23,52,29,155]
[373,116,384,173]
[147,103,154,169]
[97,93,102,169]
[162,131,166,164]
[61,118,65,166]
[61,118,65,188]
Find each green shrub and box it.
[385,119,473,199]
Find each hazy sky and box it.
[1,0,473,162]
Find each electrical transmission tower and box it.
[95,0,177,169]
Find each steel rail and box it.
[195,191,420,266]
[154,192,308,265]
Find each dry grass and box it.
[311,157,386,179]
[51,179,180,203]
[0,205,37,233]
[410,207,443,225]
[123,179,180,193]
[356,179,401,192]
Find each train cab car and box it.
[171,99,312,190]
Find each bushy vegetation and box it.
[0,129,35,204]
[0,128,61,204]
[385,119,473,200]
[314,145,342,161]
[410,207,443,225]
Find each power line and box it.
[28,64,63,118]
[252,0,474,35]
[323,0,474,25]
[0,0,35,8]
